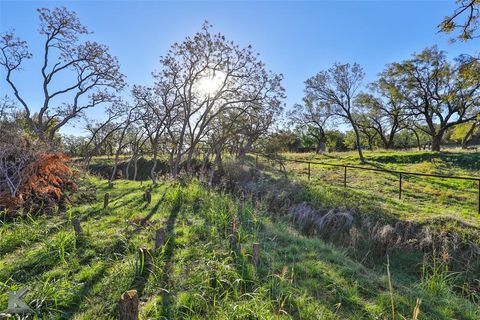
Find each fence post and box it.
[144,190,151,204]
[399,173,403,199]
[255,154,258,167]
[72,218,83,237]
[343,166,347,188]
[103,193,110,209]
[308,162,311,181]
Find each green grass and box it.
[273,149,480,226]
[1,175,478,319]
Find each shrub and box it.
[0,131,76,214]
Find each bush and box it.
[0,130,76,214]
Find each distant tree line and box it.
[285,46,480,161]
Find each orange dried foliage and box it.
[22,153,74,201]
[0,152,76,213]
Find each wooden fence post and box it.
[103,193,110,209]
[343,166,347,188]
[119,290,139,320]
[399,173,402,199]
[155,228,165,251]
[308,162,311,181]
[144,190,151,204]
[72,218,82,237]
[252,243,260,267]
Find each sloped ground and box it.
[0,176,479,319]
[279,150,480,225]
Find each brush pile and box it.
[0,128,76,215]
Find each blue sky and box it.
[1,0,478,135]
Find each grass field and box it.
[1,150,479,319]
[269,149,480,226]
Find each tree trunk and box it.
[125,157,133,180]
[462,122,477,149]
[133,156,139,181]
[315,140,322,154]
[168,147,175,177]
[352,125,365,163]
[109,125,129,186]
[214,146,223,173]
[82,152,91,171]
[413,130,421,150]
[185,145,196,173]
[172,126,187,178]
[201,149,212,176]
[386,127,397,150]
[150,151,158,185]
[109,160,118,188]
[431,133,443,151]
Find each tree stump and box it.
[103,193,110,209]
[72,218,83,237]
[119,290,139,320]
[144,190,151,204]
[155,228,165,252]
[252,243,260,267]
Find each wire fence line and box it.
[252,152,480,215]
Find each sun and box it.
[196,70,225,96]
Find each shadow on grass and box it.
[62,263,109,319]
[370,151,480,172]
[158,202,181,316]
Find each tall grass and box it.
[0,176,478,319]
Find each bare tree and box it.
[304,63,366,162]
[108,102,140,187]
[0,95,16,121]
[133,84,179,184]
[0,7,125,145]
[123,125,148,181]
[153,23,284,177]
[82,106,125,169]
[235,101,281,159]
